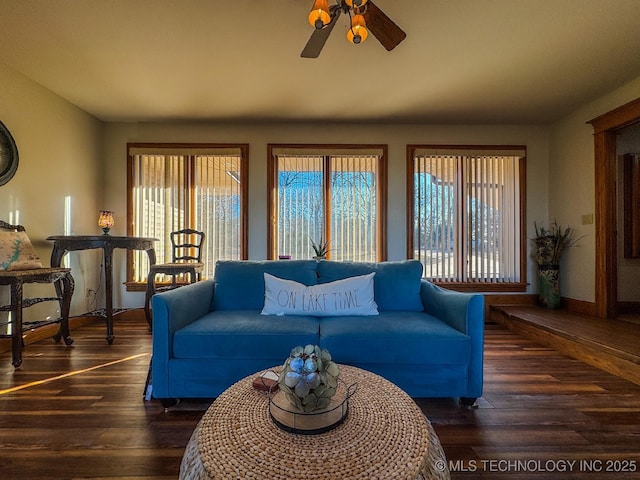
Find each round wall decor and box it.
[0,120,19,186]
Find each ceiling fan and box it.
[301,0,406,58]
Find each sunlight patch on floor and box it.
[0,352,149,395]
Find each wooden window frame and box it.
[125,142,249,291]
[267,144,388,262]
[406,144,527,293]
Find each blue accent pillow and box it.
[212,260,319,311]
[316,260,424,311]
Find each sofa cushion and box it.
[261,272,378,317]
[212,260,319,311]
[319,311,470,366]
[316,260,424,311]
[173,310,320,359]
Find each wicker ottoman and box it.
[180,365,450,480]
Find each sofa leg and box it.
[460,397,478,409]
[160,398,181,410]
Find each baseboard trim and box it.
[482,293,536,318]
[480,294,598,318]
[562,297,597,316]
[618,301,640,314]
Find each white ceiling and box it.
[1,0,640,124]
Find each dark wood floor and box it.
[2,313,640,479]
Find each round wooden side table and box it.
[179,365,450,480]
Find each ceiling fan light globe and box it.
[308,10,331,28]
[347,14,368,44]
[347,27,367,44]
[308,0,331,28]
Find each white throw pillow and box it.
[261,272,379,316]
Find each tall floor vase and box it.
[538,264,561,309]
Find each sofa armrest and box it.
[420,279,485,399]
[420,280,484,334]
[152,279,215,340]
[151,279,214,398]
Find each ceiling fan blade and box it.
[301,5,342,58]
[364,1,406,51]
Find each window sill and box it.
[430,281,527,293]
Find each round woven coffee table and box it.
[180,365,450,480]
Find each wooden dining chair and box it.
[144,228,205,329]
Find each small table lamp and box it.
[98,210,114,235]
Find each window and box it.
[407,145,526,291]
[267,144,387,261]
[127,143,248,287]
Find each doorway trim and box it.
[588,97,640,318]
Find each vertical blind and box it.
[276,155,324,260]
[274,151,380,261]
[413,150,523,284]
[130,148,244,282]
[330,155,377,262]
[194,154,243,275]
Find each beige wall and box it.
[103,122,550,309]
[549,76,640,303]
[0,63,103,319]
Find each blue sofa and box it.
[151,259,484,406]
